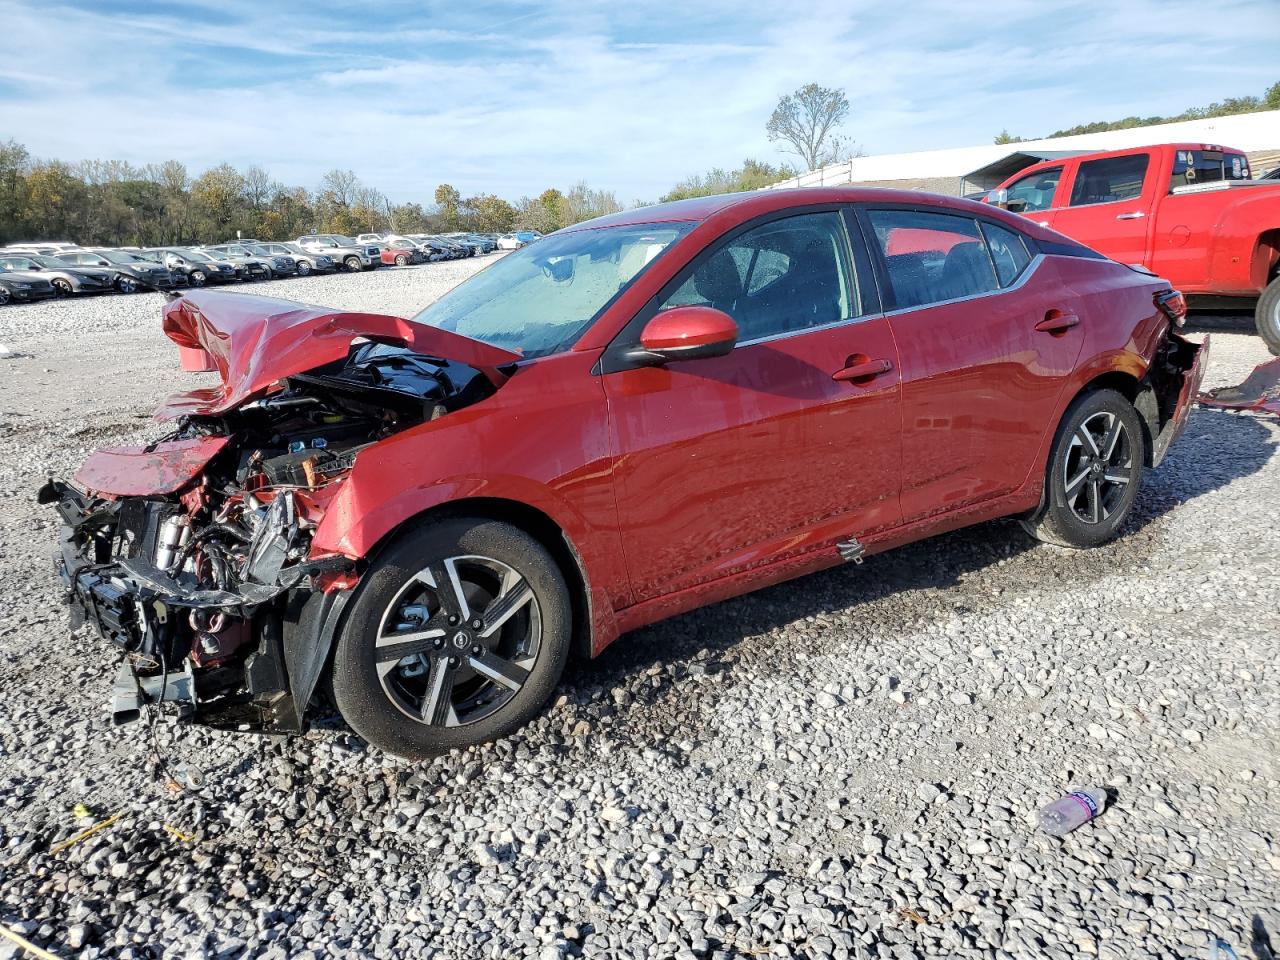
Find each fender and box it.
[1206,192,1280,294]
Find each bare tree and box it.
[766,83,852,172]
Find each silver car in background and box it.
[208,243,296,278]
[255,241,336,276]
[0,253,116,296]
[296,234,382,272]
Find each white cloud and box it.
[0,0,1276,202]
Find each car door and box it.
[998,164,1066,231]
[861,206,1085,523]
[1049,151,1156,266]
[601,209,903,603]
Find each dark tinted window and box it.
[867,209,999,309]
[1170,149,1250,190]
[1003,166,1062,212]
[980,222,1032,287]
[1069,154,1149,206]
[659,212,857,343]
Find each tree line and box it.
[0,140,628,246]
[995,80,1280,143]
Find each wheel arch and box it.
[1065,369,1161,467]
[358,496,597,661]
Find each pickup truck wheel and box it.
[1257,275,1280,356]
[344,255,362,272]
[330,518,571,760]
[1021,388,1145,549]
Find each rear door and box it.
[861,207,1086,522]
[1050,151,1157,266]
[601,208,902,603]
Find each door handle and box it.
[832,357,893,382]
[1035,312,1080,334]
[1116,211,1146,220]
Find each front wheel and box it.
[1257,275,1280,356]
[116,275,139,294]
[188,270,206,287]
[52,279,73,298]
[394,254,408,266]
[344,255,362,272]
[1021,388,1145,548]
[331,518,571,759]
[296,260,312,277]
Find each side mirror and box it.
[628,306,738,366]
[986,189,1008,206]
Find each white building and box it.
[767,109,1280,196]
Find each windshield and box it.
[410,222,691,358]
[98,250,142,264]
[335,236,359,245]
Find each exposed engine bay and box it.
[41,302,511,733]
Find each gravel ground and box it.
[0,266,1276,960]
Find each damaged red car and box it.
[43,189,1207,759]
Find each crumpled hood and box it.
[157,291,520,419]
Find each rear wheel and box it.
[1257,274,1280,356]
[52,278,73,298]
[1021,388,1145,548]
[331,518,571,759]
[296,260,312,277]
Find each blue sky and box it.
[0,0,1277,203]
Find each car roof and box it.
[561,187,1052,239]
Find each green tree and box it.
[766,83,852,171]
[1265,80,1280,110]
[462,194,517,232]
[994,130,1024,145]
[434,183,462,229]
[661,158,794,202]
[0,140,30,242]
[192,164,247,238]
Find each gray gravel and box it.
[0,267,1277,960]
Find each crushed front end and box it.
[41,291,516,734]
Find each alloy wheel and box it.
[189,271,206,287]
[0,288,9,306]
[374,555,541,728]
[1062,411,1132,524]
[297,261,312,276]
[52,279,72,298]
[117,276,138,293]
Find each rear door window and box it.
[866,209,999,308]
[1069,154,1150,206]
[979,222,1032,287]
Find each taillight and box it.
[1155,289,1187,327]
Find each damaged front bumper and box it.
[43,479,355,733]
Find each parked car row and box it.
[0,231,513,305]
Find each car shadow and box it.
[569,404,1275,691]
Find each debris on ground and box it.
[1199,357,1280,414]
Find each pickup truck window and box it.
[1004,166,1062,212]
[1169,149,1250,191]
[1069,154,1149,207]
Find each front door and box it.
[602,209,903,603]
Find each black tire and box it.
[0,287,10,306]
[394,254,408,266]
[52,279,72,298]
[296,260,312,277]
[1021,388,1145,549]
[344,255,362,272]
[116,275,139,294]
[330,518,571,759]
[188,270,207,288]
[1257,274,1280,356]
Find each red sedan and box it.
[45,188,1205,759]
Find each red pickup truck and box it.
[989,143,1280,352]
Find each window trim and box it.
[1067,153,1151,209]
[598,204,873,374]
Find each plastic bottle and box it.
[1038,788,1107,836]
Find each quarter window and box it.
[980,222,1032,287]
[1002,166,1062,213]
[1069,154,1149,206]
[867,209,999,309]
[658,212,857,343]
